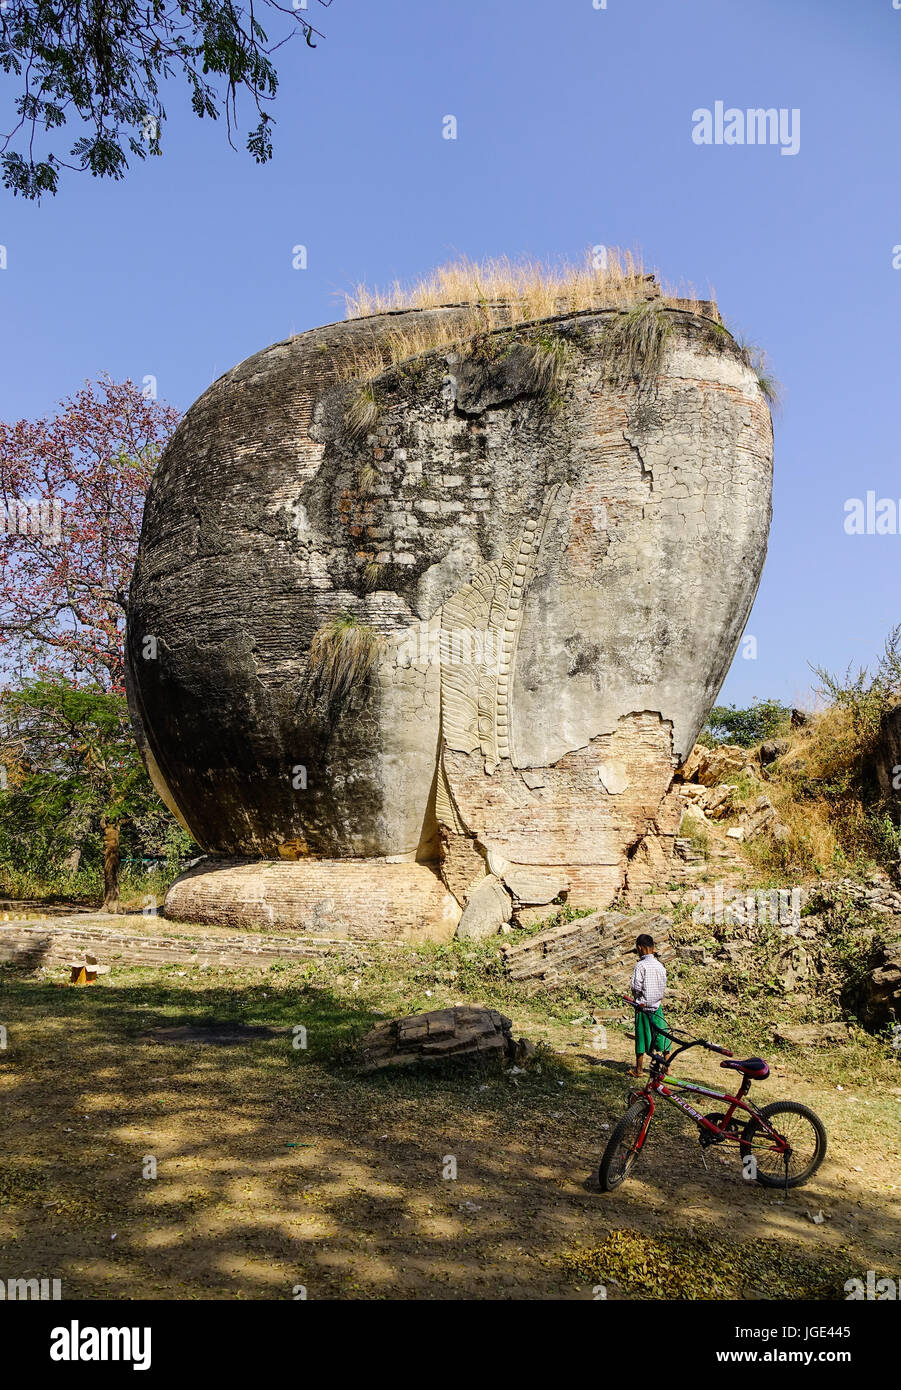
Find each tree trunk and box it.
[101,821,120,913]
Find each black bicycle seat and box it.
[720,1057,770,1079]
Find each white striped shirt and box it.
[631,954,667,1011]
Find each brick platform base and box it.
[164,857,462,940]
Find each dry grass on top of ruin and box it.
[332,251,724,398]
[342,248,669,320]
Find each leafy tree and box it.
[702,698,792,748]
[1,0,327,198]
[0,376,178,691]
[0,678,193,910]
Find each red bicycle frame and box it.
[622,997,791,1158]
[633,1072,789,1156]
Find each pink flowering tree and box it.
[0,376,179,693]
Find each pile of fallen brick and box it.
[359,1004,534,1071]
[676,743,789,845]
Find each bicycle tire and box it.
[740,1100,827,1188]
[599,1098,652,1191]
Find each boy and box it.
[629,933,670,1077]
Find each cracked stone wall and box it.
[127,289,773,935]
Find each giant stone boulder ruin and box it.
[126,273,773,938]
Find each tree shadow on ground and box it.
[0,965,896,1300]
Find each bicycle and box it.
[598,996,827,1192]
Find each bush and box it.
[701,698,792,748]
[739,630,901,877]
[811,622,901,760]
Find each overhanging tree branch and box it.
[0,0,329,196]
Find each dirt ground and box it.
[1,952,899,1300]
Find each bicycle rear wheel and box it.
[740,1100,827,1188]
[599,1098,652,1191]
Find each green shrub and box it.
[701,698,792,747]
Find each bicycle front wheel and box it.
[740,1100,827,1188]
[599,1098,652,1191]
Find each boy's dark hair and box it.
[636,933,655,950]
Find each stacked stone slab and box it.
[359,1005,519,1071]
[501,910,673,986]
[127,277,774,938]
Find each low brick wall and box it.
[0,917,365,971]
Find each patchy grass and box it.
[743,699,900,878]
[0,864,181,912]
[357,461,378,496]
[344,384,379,440]
[678,813,710,856]
[304,613,380,717]
[601,300,672,385]
[333,311,487,387]
[361,560,384,593]
[737,338,782,409]
[525,331,572,404]
[332,251,733,392]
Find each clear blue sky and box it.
[2,0,899,711]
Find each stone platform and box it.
[163,857,461,939]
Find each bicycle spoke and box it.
[748,1113,820,1179]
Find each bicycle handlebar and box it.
[620,995,733,1057]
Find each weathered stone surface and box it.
[514,904,559,929]
[452,346,544,416]
[739,795,787,842]
[701,784,737,819]
[359,1005,517,1070]
[773,1022,851,1047]
[811,875,901,918]
[498,865,568,907]
[775,942,812,993]
[455,874,512,939]
[760,739,790,766]
[597,761,630,795]
[719,793,788,844]
[679,801,709,830]
[127,286,773,935]
[502,910,672,984]
[623,783,685,892]
[875,705,901,798]
[676,746,704,782]
[673,836,705,865]
[438,829,486,907]
[853,937,901,1030]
